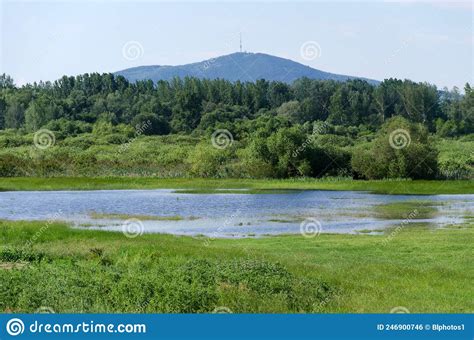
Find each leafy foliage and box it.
[0,73,472,179]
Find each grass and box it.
[0,177,473,195]
[372,201,440,219]
[268,219,301,223]
[0,219,472,313]
[355,229,383,234]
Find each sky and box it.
[1,0,473,89]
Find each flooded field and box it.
[1,189,472,237]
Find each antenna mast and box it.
[239,33,242,53]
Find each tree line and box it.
[0,73,472,137]
[0,73,472,180]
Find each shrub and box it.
[61,134,96,149]
[351,117,438,179]
[187,142,237,177]
[0,247,45,263]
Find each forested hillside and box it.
[115,52,379,84]
[0,73,472,179]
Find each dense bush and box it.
[187,142,239,178]
[0,125,469,179]
[0,256,335,313]
[131,113,170,135]
[0,247,46,263]
[351,117,439,179]
[437,138,474,179]
[0,73,471,179]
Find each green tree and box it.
[351,117,438,179]
[0,97,6,129]
[4,99,25,129]
[131,113,170,135]
[24,95,57,131]
[0,74,14,89]
[241,126,312,178]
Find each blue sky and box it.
[1,1,472,89]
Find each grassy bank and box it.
[0,220,472,313]
[0,177,473,194]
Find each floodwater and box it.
[0,189,472,237]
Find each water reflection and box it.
[0,189,472,237]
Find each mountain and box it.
[115,52,378,85]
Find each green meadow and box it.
[0,219,472,313]
[0,177,472,195]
